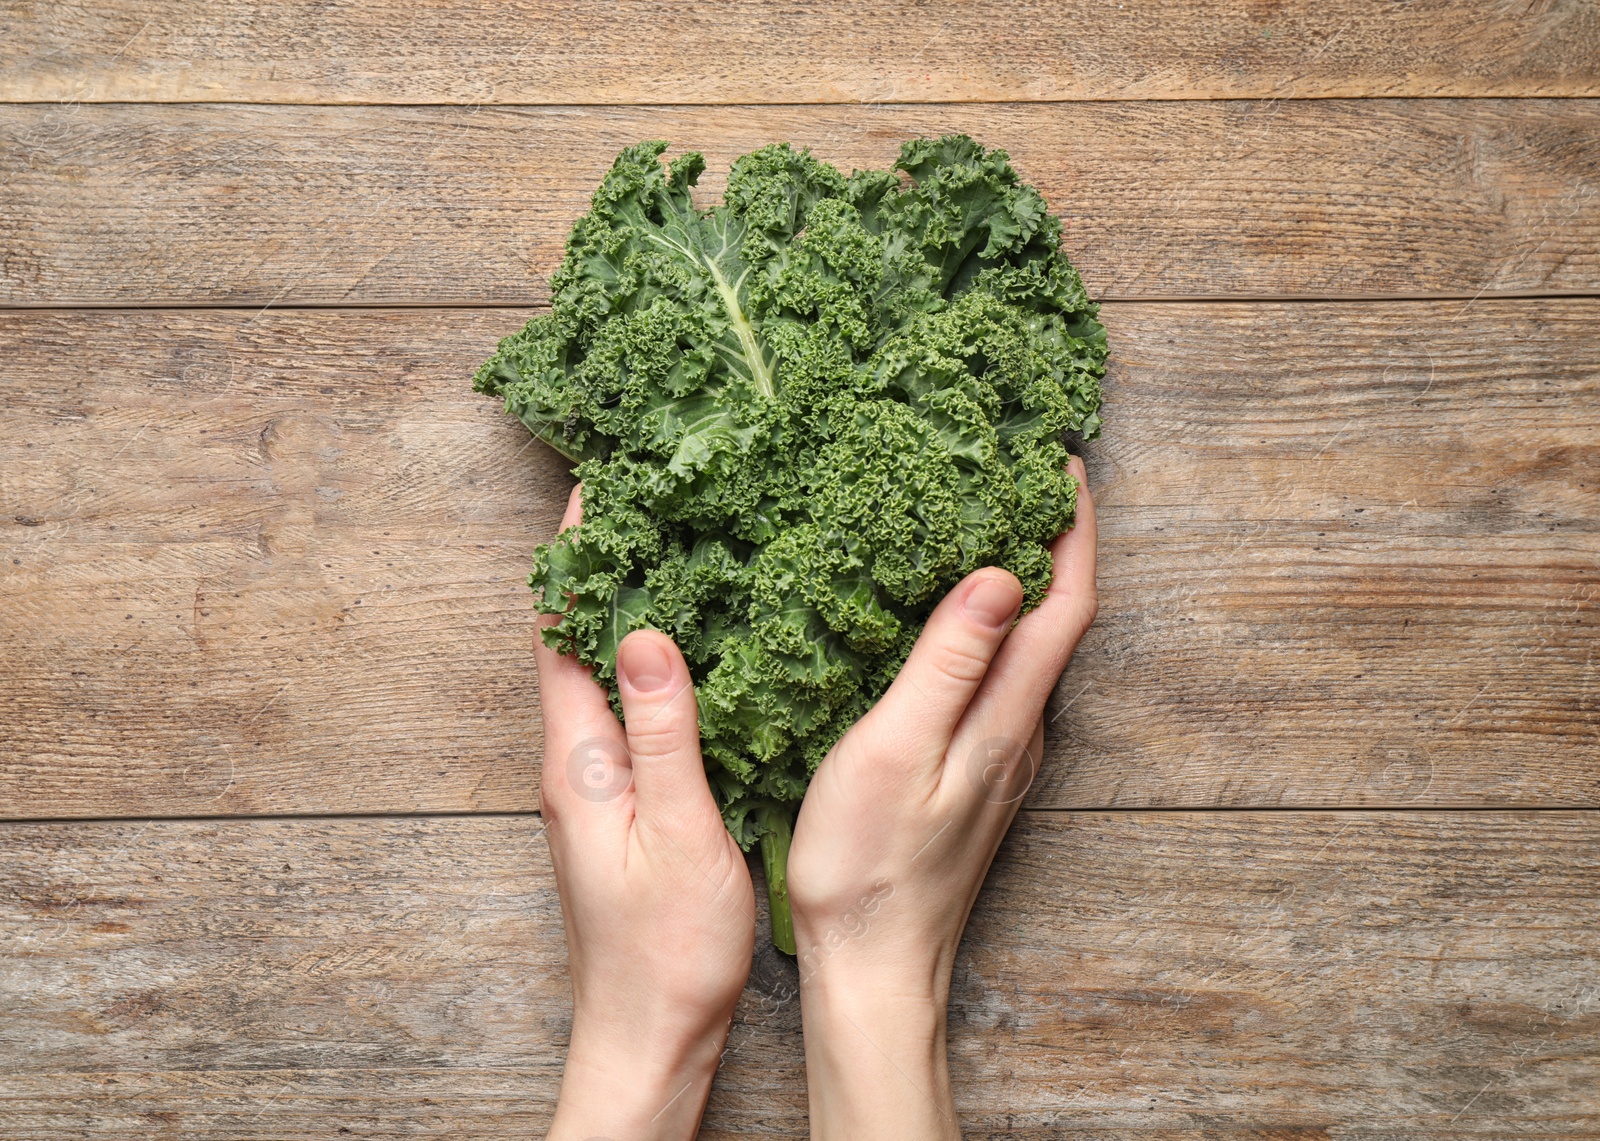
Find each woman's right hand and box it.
[786,455,1099,1140]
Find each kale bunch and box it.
[476,135,1106,949]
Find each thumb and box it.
[864,567,1023,760]
[615,629,721,831]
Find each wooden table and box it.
[3,3,1598,1136]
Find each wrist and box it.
[548,1014,729,1140]
[793,899,955,1014]
[799,963,957,1141]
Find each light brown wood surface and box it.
[3,0,1598,105]
[1,308,554,819]
[4,3,1598,1133]
[5,302,1596,819]
[2,812,1597,1137]
[4,100,1599,306]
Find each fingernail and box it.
[618,634,673,692]
[962,574,1021,629]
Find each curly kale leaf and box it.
[476,135,1106,859]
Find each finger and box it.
[533,483,628,813]
[615,628,721,830]
[955,712,1047,816]
[960,454,1098,739]
[863,566,1025,759]
[558,481,582,531]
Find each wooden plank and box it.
[1044,296,1600,809]
[0,309,556,818]
[2,302,1596,819]
[2,100,1598,306]
[3,1,1598,105]
[0,812,1595,1135]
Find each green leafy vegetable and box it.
[476,135,1107,951]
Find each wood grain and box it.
[0,309,555,818]
[1047,296,1600,808]
[3,302,1596,819]
[1,812,1596,1136]
[3,100,1599,307]
[3,1,1598,105]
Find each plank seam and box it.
[2,95,1597,108]
[3,292,1599,314]
[2,806,1596,827]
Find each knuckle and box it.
[535,776,566,824]
[1043,584,1098,640]
[1077,591,1099,633]
[623,704,691,758]
[931,637,994,686]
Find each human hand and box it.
[537,485,757,1141]
[787,455,1098,1140]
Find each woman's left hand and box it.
[538,484,757,1141]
